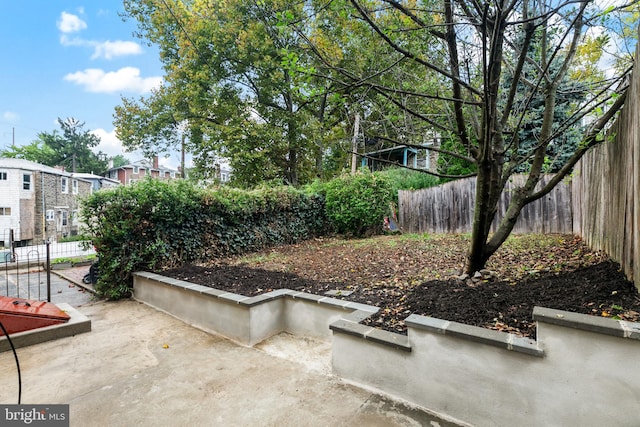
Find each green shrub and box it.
[437,138,477,182]
[376,167,440,194]
[323,171,395,236]
[81,168,426,299]
[81,178,329,299]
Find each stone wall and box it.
[33,172,92,242]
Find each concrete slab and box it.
[0,300,460,426]
[1,266,96,307]
[0,303,91,352]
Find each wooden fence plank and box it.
[398,175,573,235]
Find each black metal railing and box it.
[0,245,49,302]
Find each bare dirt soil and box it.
[161,234,640,338]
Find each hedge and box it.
[81,179,329,299]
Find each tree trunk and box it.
[464,9,508,274]
[315,91,328,178]
[287,116,299,186]
[465,162,501,273]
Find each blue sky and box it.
[0,1,630,172]
[0,1,179,168]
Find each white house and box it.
[0,158,92,246]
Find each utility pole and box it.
[350,113,360,175]
[181,134,186,178]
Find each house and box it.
[219,162,232,183]
[105,156,235,186]
[361,139,440,173]
[72,173,120,192]
[103,157,179,185]
[0,158,93,246]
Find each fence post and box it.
[9,229,15,262]
[46,240,51,302]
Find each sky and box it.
[0,1,632,173]
[0,1,184,169]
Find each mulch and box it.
[160,235,640,339]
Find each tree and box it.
[292,0,632,272]
[0,140,58,165]
[2,118,109,174]
[114,84,191,177]
[39,118,108,174]
[110,154,131,168]
[119,0,348,187]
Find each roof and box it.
[105,159,177,174]
[0,157,73,176]
[364,145,419,156]
[72,173,120,186]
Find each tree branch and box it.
[525,88,628,204]
[348,0,482,96]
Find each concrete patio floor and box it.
[0,298,462,426]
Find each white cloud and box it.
[60,36,143,60]
[57,12,87,34]
[159,156,178,169]
[57,11,143,60]
[59,34,92,48]
[91,41,143,60]
[3,112,19,122]
[91,128,145,161]
[64,67,163,94]
[91,128,125,157]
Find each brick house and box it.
[103,157,179,185]
[0,158,92,246]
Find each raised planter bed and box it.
[133,271,640,427]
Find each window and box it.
[23,173,31,190]
[0,207,11,215]
[72,210,79,224]
[170,172,176,178]
[133,166,139,174]
[61,177,68,193]
[46,210,55,221]
[0,172,7,180]
[72,179,78,194]
[61,211,68,227]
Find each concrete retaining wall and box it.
[133,272,378,346]
[133,272,640,426]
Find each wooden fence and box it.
[398,174,573,235]
[399,38,639,287]
[571,42,640,287]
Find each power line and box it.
[159,0,204,59]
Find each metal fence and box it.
[0,241,95,302]
[12,241,95,262]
